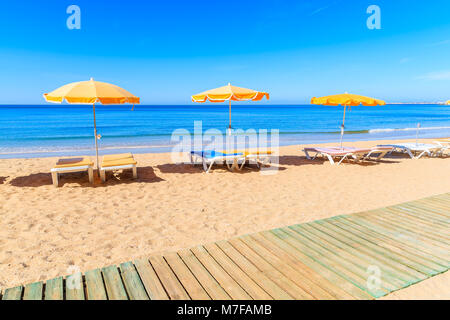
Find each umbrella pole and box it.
[228,99,232,136]
[340,105,347,149]
[93,103,99,170]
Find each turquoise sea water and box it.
[1,104,450,159]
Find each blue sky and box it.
[1,0,450,104]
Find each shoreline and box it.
[1,132,450,160]
[0,138,449,299]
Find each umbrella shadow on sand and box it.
[99,166,164,186]
[278,155,399,167]
[157,162,287,174]
[0,176,7,184]
[9,166,163,188]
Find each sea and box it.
[1,104,450,159]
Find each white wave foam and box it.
[369,126,450,134]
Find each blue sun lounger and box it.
[190,151,246,173]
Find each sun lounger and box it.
[51,157,94,187]
[100,153,137,182]
[432,139,450,155]
[325,146,393,161]
[221,149,273,168]
[304,147,379,165]
[377,143,443,159]
[190,150,246,173]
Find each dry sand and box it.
[0,138,449,299]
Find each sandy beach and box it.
[0,138,449,299]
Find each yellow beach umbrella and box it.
[192,83,269,133]
[311,93,385,148]
[446,100,450,105]
[43,78,140,168]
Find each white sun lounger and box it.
[100,153,138,182]
[432,139,450,155]
[190,151,246,173]
[325,146,393,161]
[377,143,443,159]
[304,147,372,165]
[51,157,94,187]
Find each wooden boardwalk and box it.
[1,193,449,300]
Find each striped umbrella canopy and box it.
[43,78,140,168]
[311,93,385,148]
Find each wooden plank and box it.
[203,242,273,300]
[329,217,448,273]
[395,203,450,224]
[306,220,425,282]
[299,222,419,286]
[149,255,190,300]
[85,268,107,300]
[416,198,450,215]
[351,213,450,258]
[45,276,63,300]
[119,262,149,300]
[271,228,388,298]
[258,231,372,300]
[349,214,450,262]
[191,246,252,299]
[354,211,450,252]
[332,216,448,270]
[385,206,450,231]
[134,258,169,300]
[288,224,401,291]
[101,265,128,300]
[23,281,43,300]
[163,252,210,300]
[65,272,85,300]
[178,249,230,300]
[2,286,23,300]
[215,240,293,300]
[228,238,315,299]
[380,208,450,238]
[371,209,450,239]
[240,234,336,299]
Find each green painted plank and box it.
[331,217,448,272]
[308,220,426,281]
[350,212,450,257]
[2,286,23,300]
[272,227,388,298]
[101,265,128,300]
[255,231,371,300]
[45,277,63,300]
[119,262,149,300]
[288,224,401,291]
[350,214,450,262]
[371,208,450,240]
[395,203,450,224]
[65,272,85,300]
[85,269,107,300]
[23,282,43,300]
[300,222,420,285]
